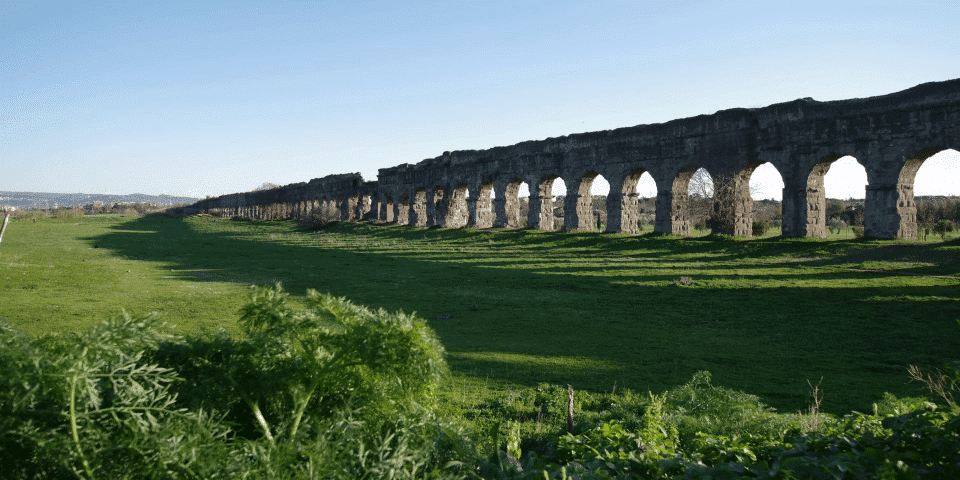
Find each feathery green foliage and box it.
[0,286,456,479]
[0,312,230,479]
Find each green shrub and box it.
[852,225,865,238]
[661,371,799,440]
[0,287,456,479]
[751,220,769,237]
[158,284,448,442]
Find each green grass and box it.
[2,214,959,422]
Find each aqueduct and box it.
[192,79,960,240]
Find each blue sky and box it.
[2,1,959,199]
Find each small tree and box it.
[828,218,847,235]
[932,219,955,240]
[694,217,709,234]
[254,182,280,192]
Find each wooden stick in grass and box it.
[0,214,9,245]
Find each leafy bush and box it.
[483,391,960,479]
[852,225,865,238]
[751,220,769,237]
[297,209,340,230]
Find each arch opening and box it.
[591,174,610,231]
[637,172,657,233]
[686,167,714,236]
[746,162,784,237]
[383,196,395,223]
[814,155,867,238]
[429,186,445,227]
[549,177,566,231]
[358,194,373,220]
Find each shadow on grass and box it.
[87,216,960,414]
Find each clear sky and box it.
[3,1,959,200]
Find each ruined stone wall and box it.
[192,79,960,240]
[191,173,371,221]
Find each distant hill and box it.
[0,191,199,210]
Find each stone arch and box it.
[712,161,780,237]
[296,201,304,220]
[529,174,560,231]
[395,192,410,225]
[801,155,866,238]
[609,168,649,234]
[357,193,373,220]
[564,171,604,231]
[472,182,495,228]
[412,188,428,227]
[444,184,469,228]
[320,197,332,220]
[337,195,355,221]
[654,167,702,236]
[894,147,959,240]
[499,178,528,228]
[331,196,342,221]
[427,185,445,227]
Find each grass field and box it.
[2,213,958,421]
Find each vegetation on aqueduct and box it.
[1,211,958,478]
